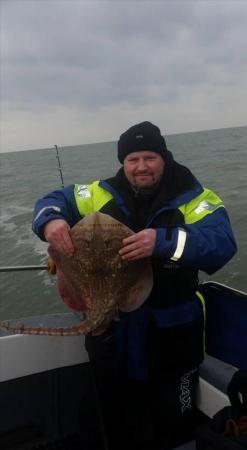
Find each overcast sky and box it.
[1,0,247,152]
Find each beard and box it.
[131,174,161,198]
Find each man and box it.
[32,121,237,449]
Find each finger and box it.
[120,242,144,259]
[122,234,137,246]
[64,231,74,252]
[50,229,73,256]
[121,249,145,260]
[119,242,137,256]
[60,233,74,256]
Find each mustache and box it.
[133,170,153,176]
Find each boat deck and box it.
[1,281,246,450]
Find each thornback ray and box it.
[0,212,153,336]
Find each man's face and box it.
[123,151,165,189]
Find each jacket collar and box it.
[101,151,203,209]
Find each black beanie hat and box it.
[118,121,167,163]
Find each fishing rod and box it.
[3,145,110,450]
[0,258,57,274]
[54,145,109,450]
[0,264,50,273]
[1,147,65,274]
[54,144,65,188]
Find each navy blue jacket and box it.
[32,157,237,378]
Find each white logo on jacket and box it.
[77,185,91,199]
[194,200,219,214]
[179,368,197,413]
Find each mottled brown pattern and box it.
[1,213,153,336]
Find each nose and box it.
[136,158,148,171]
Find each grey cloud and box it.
[1,1,247,152]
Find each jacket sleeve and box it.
[32,185,81,241]
[180,208,237,273]
[153,191,237,274]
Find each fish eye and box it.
[83,240,91,248]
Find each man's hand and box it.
[44,219,74,256]
[119,229,156,261]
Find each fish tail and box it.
[0,321,89,336]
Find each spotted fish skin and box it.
[0,213,153,336]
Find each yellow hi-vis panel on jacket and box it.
[74,181,113,217]
[179,188,224,225]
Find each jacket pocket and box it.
[148,300,204,372]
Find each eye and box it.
[104,239,111,248]
[104,238,120,250]
[83,239,91,248]
[127,157,138,163]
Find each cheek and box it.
[124,166,135,182]
[152,163,164,178]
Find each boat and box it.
[0,280,247,450]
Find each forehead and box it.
[125,151,162,159]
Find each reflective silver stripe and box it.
[171,228,187,261]
[33,206,61,223]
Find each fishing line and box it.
[54,144,65,188]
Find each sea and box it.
[0,126,246,321]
